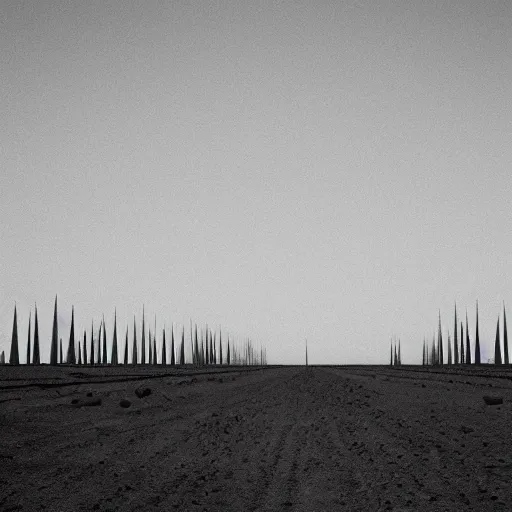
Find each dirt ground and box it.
[2,364,512,511]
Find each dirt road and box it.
[2,365,512,511]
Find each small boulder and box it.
[483,395,503,406]
[135,387,151,398]
[119,399,131,408]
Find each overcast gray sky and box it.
[1,0,511,364]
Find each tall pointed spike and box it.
[503,302,509,365]
[111,309,118,365]
[460,320,464,364]
[10,304,19,365]
[124,326,129,365]
[162,326,167,365]
[50,296,59,365]
[83,330,87,365]
[33,304,40,365]
[26,310,32,365]
[90,320,95,365]
[454,302,459,364]
[466,309,471,365]
[475,300,481,364]
[132,316,138,365]
[141,306,146,365]
[495,316,502,365]
[67,306,76,365]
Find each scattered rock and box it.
[135,387,151,398]
[71,398,79,404]
[86,392,93,397]
[461,425,474,434]
[119,399,131,408]
[483,395,503,406]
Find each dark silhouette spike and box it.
[27,311,31,365]
[141,305,146,365]
[227,336,231,365]
[111,310,118,365]
[162,327,167,365]
[97,320,102,364]
[89,321,94,364]
[201,330,205,366]
[83,330,87,365]
[454,302,459,364]
[67,306,76,365]
[206,328,209,365]
[398,339,401,365]
[460,321,464,364]
[494,316,502,365]
[90,320,95,365]
[153,315,157,364]
[59,338,63,364]
[438,310,443,365]
[149,326,153,365]
[180,326,185,365]
[465,310,471,364]
[447,330,452,365]
[102,315,108,364]
[504,303,509,365]
[132,316,138,365]
[33,304,40,365]
[0,351,4,364]
[78,340,82,365]
[171,324,175,365]
[390,338,393,366]
[153,329,157,365]
[10,304,19,365]
[50,296,58,365]
[219,328,223,365]
[194,325,199,366]
[475,300,481,364]
[124,326,129,365]
[189,319,194,365]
